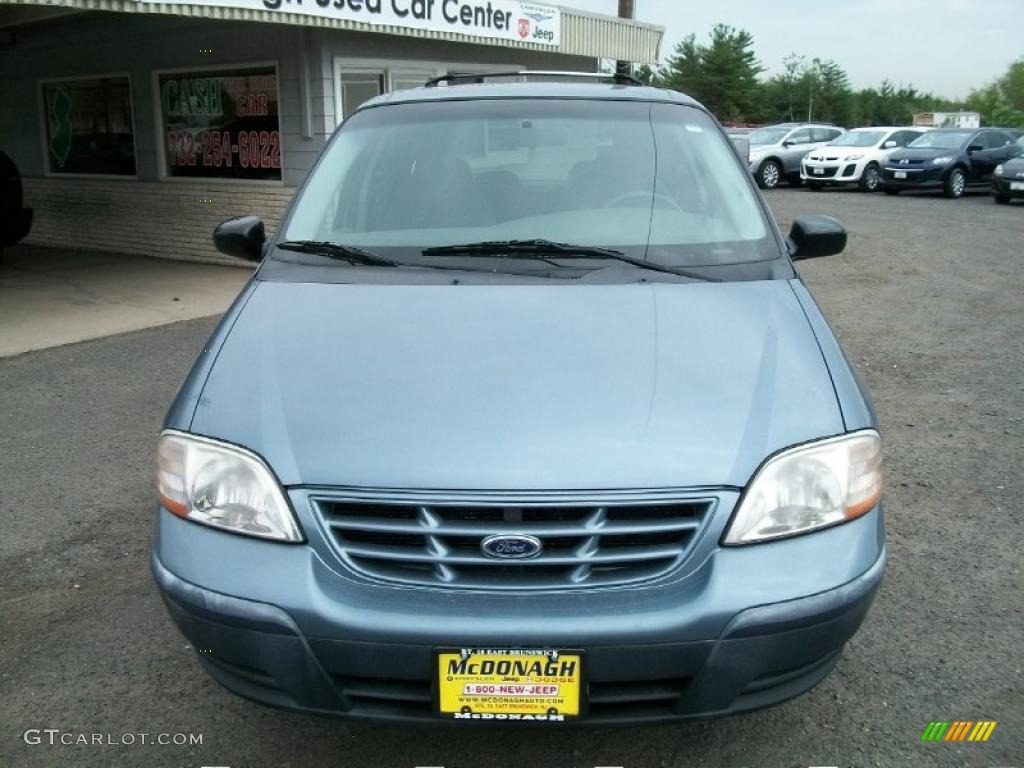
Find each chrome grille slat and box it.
[314,495,714,590]
[324,517,702,536]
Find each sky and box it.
[582,0,1024,99]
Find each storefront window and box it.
[156,65,281,181]
[41,76,137,176]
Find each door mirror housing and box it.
[882,140,897,148]
[788,215,847,261]
[967,144,983,153]
[213,215,266,261]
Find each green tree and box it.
[657,24,764,122]
[966,59,1024,128]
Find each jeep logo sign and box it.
[143,0,561,47]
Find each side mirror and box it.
[967,144,983,153]
[782,139,795,147]
[882,140,897,149]
[788,215,846,261]
[213,215,265,261]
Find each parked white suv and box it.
[801,127,929,192]
[748,123,845,188]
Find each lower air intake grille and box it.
[314,495,713,590]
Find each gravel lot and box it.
[1,188,1021,768]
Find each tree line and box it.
[635,24,1024,129]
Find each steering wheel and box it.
[603,191,683,211]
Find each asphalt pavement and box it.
[1,187,1021,768]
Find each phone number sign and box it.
[158,66,281,180]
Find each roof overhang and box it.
[0,0,663,63]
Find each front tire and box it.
[859,164,881,192]
[944,168,966,198]
[994,193,1011,205]
[756,159,782,189]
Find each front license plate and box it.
[1010,181,1024,191]
[894,170,908,179]
[813,167,824,175]
[436,648,584,721]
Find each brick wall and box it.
[22,178,297,266]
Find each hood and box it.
[888,146,959,162]
[190,280,844,490]
[1001,155,1024,174]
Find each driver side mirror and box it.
[882,140,897,149]
[967,144,983,153]
[213,215,266,261]
[782,139,795,147]
[788,215,846,261]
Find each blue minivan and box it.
[153,73,885,724]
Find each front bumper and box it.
[152,498,886,724]
[993,175,1024,198]
[882,164,948,189]
[801,158,865,184]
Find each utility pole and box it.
[615,0,634,77]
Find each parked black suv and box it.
[882,128,1017,198]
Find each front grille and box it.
[314,495,713,590]
[331,674,692,720]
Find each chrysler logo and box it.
[481,534,542,560]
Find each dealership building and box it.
[0,0,662,263]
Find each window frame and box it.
[151,60,284,186]
[38,71,139,180]
[331,57,522,126]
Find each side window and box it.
[893,131,916,146]
[788,129,811,144]
[978,131,1005,150]
[827,128,843,141]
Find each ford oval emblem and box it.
[481,534,543,560]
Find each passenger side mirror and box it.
[967,144,983,153]
[213,215,266,261]
[782,139,795,147]
[788,215,846,261]
[882,140,897,148]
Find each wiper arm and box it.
[275,239,569,279]
[422,239,718,281]
[275,240,398,267]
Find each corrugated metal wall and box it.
[0,0,663,63]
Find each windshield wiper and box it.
[275,240,399,267]
[423,239,718,281]
[275,239,571,279]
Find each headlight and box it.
[995,164,1004,176]
[157,430,303,542]
[932,156,954,165]
[843,154,865,161]
[723,430,882,545]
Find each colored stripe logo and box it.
[921,721,997,742]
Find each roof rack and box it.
[424,70,644,88]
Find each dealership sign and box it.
[140,0,561,46]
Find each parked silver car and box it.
[748,123,846,188]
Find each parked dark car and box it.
[153,73,885,725]
[882,128,1017,198]
[993,135,1024,204]
[0,150,33,259]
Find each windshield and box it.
[830,131,885,148]
[907,131,973,150]
[283,99,774,269]
[747,127,790,145]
